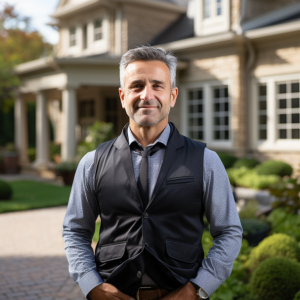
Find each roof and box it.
[151,14,194,45]
[157,0,189,7]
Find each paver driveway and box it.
[0,206,87,300]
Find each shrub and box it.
[227,167,249,186]
[55,161,78,172]
[239,199,258,219]
[256,160,293,177]
[0,180,13,200]
[267,208,300,241]
[235,170,280,190]
[217,152,238,169]
[246,233,300,271]
[50,143,61,161]
[27,148,36,162]
[294,291,300,300]
[241,219,269,236]
[249,257,300,300]
[233,158,260,169]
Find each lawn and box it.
[0,180,71,213]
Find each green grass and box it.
[93,222,101,242]
[0,180,71,213]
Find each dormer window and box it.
[204,0,223,19]
[69,27,77,47]
[94,18,103,41]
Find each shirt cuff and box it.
[190,268,223,296]
[78,269,104,298]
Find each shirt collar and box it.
[127,123,171,149]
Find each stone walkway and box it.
[0,206,88,300]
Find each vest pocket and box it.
[99,241,127,263]
[165,176,194,186]
[166,239,200,263]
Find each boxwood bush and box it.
[217,152,238,169]
[294,291,300,300]
[256,160,293,177]
[249,257,300,300]
[0,180,13,200]
[246,233,300,271]
[233,158,260,169]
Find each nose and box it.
[140,83,155,101]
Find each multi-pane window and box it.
[188,89,204,140]
[83,24,88,49]
[277,81,300,139]
[204,0,211,18]
[69,27,76,47]
[258,84,267,140]
[213,86,230,140]
[217,0,222,15]
[94,18,103,41]
[105,97,119,134]
[79,100,95,118]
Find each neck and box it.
[129,118,169,148]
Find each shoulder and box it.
[203,148,227,175]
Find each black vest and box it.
[94,123,206,297]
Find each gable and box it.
[56,0,88,9]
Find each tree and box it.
[0,3,53,146]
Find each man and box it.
[63,46,243,300]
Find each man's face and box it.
[119,60,178,127]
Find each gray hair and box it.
[119,45,177,90]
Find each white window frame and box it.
[180,79,233,150]
[94,18,103,41]
[251,73,300,152]
[69,26,77,47]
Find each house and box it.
[14,0,300,170]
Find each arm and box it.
[189,148,243,296]
[62,150,104,298]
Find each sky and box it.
[1,0,60,44]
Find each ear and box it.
[119,88,125,109]
[170,87,178,108]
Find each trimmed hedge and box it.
[217,152,237,169]
[233,158,260,169]
[249,257,300,300]
[246,233,300,271]
[294,291,300,300]
[256,160,293,177]
[0,180,13,200]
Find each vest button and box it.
[143,212,149,219]
[137,271,142,278]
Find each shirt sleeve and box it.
[62,150,104,298]
[190,148,243,296]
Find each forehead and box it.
[125,60,170,82]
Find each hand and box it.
[160,282,199,300]
[88,283,136,300]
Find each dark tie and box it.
[130,142,165,209]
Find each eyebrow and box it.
[129,79,166,86]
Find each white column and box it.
[33,91,49,167]
[14,93,29,165]
[115,7,122,55]
[61,86,77,161]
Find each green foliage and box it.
[269,178,300,213]
[27,148,35,162]
[241,219,269,236]
[50,143,61,161]
[93,221,101,242]
[0,180,71,213]
[256,160,293,177]
[294,290,300,300]
[239,199,258,219]
[77,121,115,159]
[202,230,213,257]
[267,208,300,242]
[0,180,12,200]
[55,161,78,172]
[249,257,300,300]
[246,233,300,271]
[227,167,280,189]
[233,158,260,169]
[217,152,238,169]
[5,142,16,152]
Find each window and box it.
[94,18,103,41]
[258,84,267,140]
[213,86,230,140]
[69,27,76,47]
[105,97,119,134]
[217,0,222,16]
[80,100,95,118]
[276,81,300,139]
[204,0,211,18]
[188,89,204,140]
[83,24,88,49]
